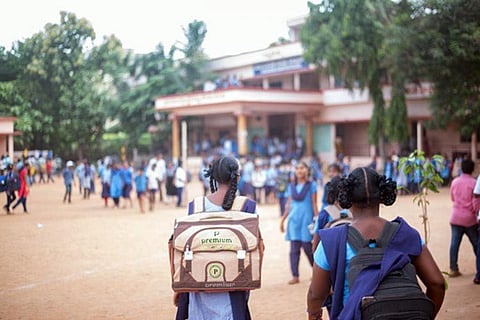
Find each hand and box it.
[280,219,285,233]
[173,292,180,306]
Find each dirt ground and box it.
[0,177,479,320]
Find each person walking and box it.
[307,167,446,320]
[280,160,318,284]
[12,163,29,214]
[146,162,158,211]
[62,161,75,203]
[174,155,257,320]
[134,166,147,213]
[121,161,133,209]
[3,164,17,214]
[109,162,124,209]
[174,160,187,207]
[448,158,478,278]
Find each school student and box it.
[280,160,318,284]
[307,167,445,320]
[174,156,257,320]
[134,166,147,213]
[62,161,75,203]
[448,159,478,278]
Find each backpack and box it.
[169,196,264,292]
[347,222,434,320]
[0,175,7,192]
[7,172,20,192]
[275,172,290,193]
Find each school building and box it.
[0,117,18,161]
[154,16,478,167]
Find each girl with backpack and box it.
[173,155,257,320]
[307,167,445,320]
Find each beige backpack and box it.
[169,196,264,292]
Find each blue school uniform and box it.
[285,181,317,242]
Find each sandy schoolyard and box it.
[0,178,479,319]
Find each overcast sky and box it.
[0,0,309,58]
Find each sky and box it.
[0,0,310,58]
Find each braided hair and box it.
[337,167,397,209]
[203,156,240,210]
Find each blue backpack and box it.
[0,175,7,192]
[7,172,20,192]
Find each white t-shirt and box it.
[146,167,158,190]
[174,167,187,188]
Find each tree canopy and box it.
[0,13,211,160]
[412,0,480,137]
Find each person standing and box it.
[146,162,158,211]
[3,164,18,214]
[121,161,133,209]
[174,160,187,207]
[46,158,55,183]
[280,160,318,284]
[12,163,29,214]
[99,163,112,208]
[109,162,124,209]
[154,153,167,203]
[448,158,478,278]
[62,161,75,203]
[174,155,257,320]
[134,166,147,213]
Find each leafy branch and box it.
[399,149,444,244]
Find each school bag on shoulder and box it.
[347,222,435,320]
[7,172,20,192]
[169,196,264,293]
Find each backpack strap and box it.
[190,196,205,214]
[231,196,248,211]
[324,205,340,220]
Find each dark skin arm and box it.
[411,245,446,318]
[307,263,331,320]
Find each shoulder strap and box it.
[192,196,205,214]
[325,205,341,220]
[231,196,248,211]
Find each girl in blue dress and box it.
[280,160,318,284]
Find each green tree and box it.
[112,20,212,153]
[7,12,125,159]
[413,0,480,139]
[384,0,416,147]
[301,0,393,160]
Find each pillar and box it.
[8,135,14,161]
[170,114,180,161]
[262,78,269,89]
[293,73,301,91]
[236,112,248,156]
[305,115,313,157]
[416,121,423,152]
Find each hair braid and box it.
[222,174,238,210]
